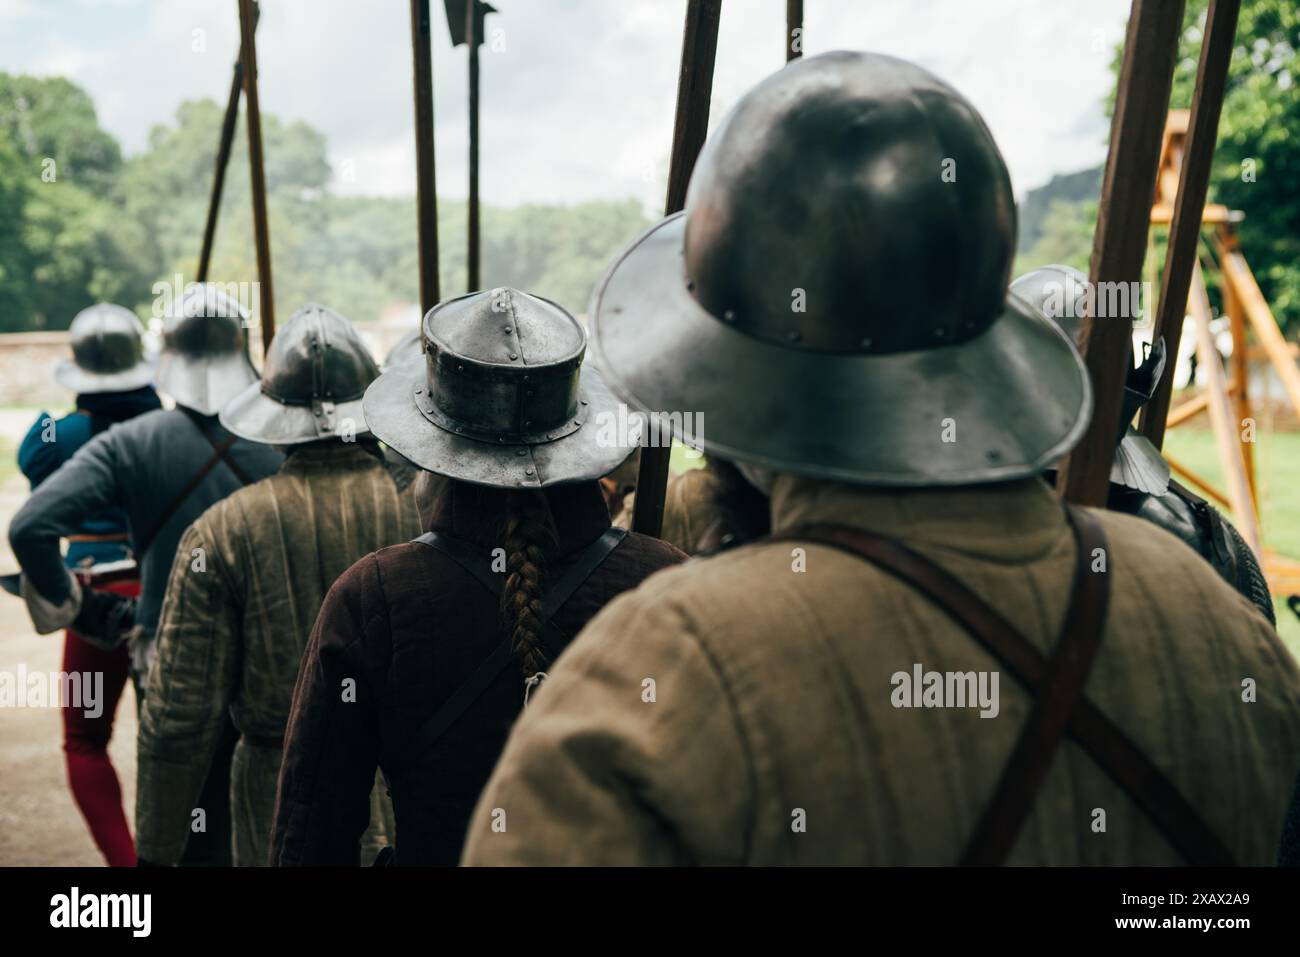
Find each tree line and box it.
[1017,0,1298,335]
[0,75,652,333]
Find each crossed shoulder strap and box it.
[133,410,254,558]
[766,506,1235,866]
[402,526,627,761]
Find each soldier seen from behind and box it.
[8,283,283,866]
[462,52,1300,866]
[136,305,419,867]
[4,304,160,866]
[270,288,686,865]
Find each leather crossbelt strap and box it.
[134,414,253,558]
[768,507,1235,866]
[181,406,254,485]
[133,434,238,558]
[404,526,627,761]
[961,506,1108,865]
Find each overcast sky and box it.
[1,0,1133,207]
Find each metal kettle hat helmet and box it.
[154,282,260,415]
[383,329,424,371]
[1011,264,1170,495]
[221,303,380,445]
[590,50,1092,486]
[55,303,154,394]
[362,287,634,488]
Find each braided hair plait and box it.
[499,491,559,677]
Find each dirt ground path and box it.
[0,438,136,867]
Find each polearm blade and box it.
[237,0,275,353]
[445,0,495,293]
[786,0,802,61]
[197,2,259,284]
[1057,0,1184,506]
[411,0,441,315]
[1138,0,1242,450]
[631,0,722,538]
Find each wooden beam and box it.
[786,0,803,62]
[631,0,722,537]
[198,3,258,284]
[1149,202,1232,225]
[1058,0,1186,505]
[410,0,441,315]
[238,0,275,352]
[1188,260,1260,554]
[1166,390,1212,428]
[1218,230,1300,418]
[1222,262,1257,507]
[1246,342,1300,362]
[1139,0,1241,449]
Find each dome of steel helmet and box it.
[155,283,260,415]
[1010,265,1169,496]
[363,287,634,489]
[382,329,424,371]
[681,50,1016,355]
[1009,264,1090,348]
[590,51,1091,487]
[54,303,155,395]
[221,303,381,445]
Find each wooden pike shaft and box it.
[411,0,441,314]
[238,0,275,352]
[786,0,802,61]
[1138,0,1242,450]
[1188,260,1260,554]
[1057,0,1184,506]
[631,0,722,537]
[198,57,245,284]
[467,0,481,291]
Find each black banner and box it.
[0,866,1290,943]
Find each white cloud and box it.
[1,0,1133,205]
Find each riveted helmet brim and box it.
[221,382,371,445]
[363,357,633,489]
[362,289,637,489]
[590,213,1093,486]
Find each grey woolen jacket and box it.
[8,406,282,672]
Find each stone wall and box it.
[0,333,70,410]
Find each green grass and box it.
[1146,425,1300,655]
